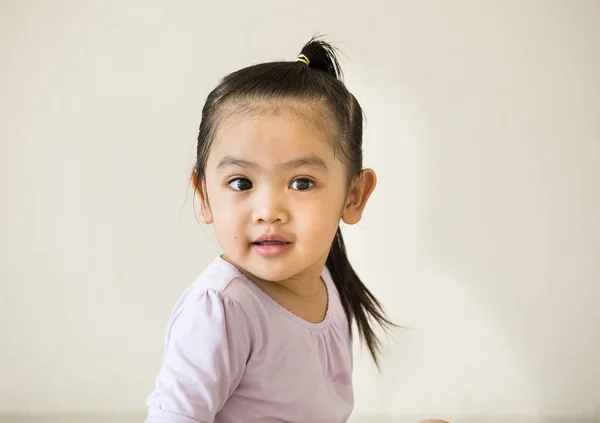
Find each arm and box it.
[145,290,253,423]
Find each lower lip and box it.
[252,242,293,257]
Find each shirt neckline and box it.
[215,255,334,330]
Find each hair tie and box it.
[296,54,310,66]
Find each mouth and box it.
[252,233,291,244]
[252,240,291,246]
[251,234,293,257]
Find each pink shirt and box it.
[146,256,354,423]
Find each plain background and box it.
[1,0,599,421]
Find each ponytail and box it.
[327,227,396,367]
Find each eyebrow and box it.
[216,155,328,172]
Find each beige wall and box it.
[1,0,598,420]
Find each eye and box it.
[290,178,315,191]
[228,178,253,191]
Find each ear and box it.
[191,170,213,224]
[341,168,377,225]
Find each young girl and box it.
[145,37,395,423]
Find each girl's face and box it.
[195,100,375,284]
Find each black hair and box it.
[192,35,396,365]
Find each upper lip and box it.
[253,233,292,243]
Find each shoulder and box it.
[166,257,267,340]
[176,256,258,308]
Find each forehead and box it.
[208,100,337,166]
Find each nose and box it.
[252,185,288,225]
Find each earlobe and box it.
[341,169,377,225]
[191,171,213,224]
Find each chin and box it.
[246,262,297,283]
[222,253,291,282]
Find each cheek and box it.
[298,193,344,233]
[299,213,340,257]
[212,217,245,254]
[206,191,245,239]
[212,204,244,232]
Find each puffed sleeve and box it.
[146,289,254,423]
